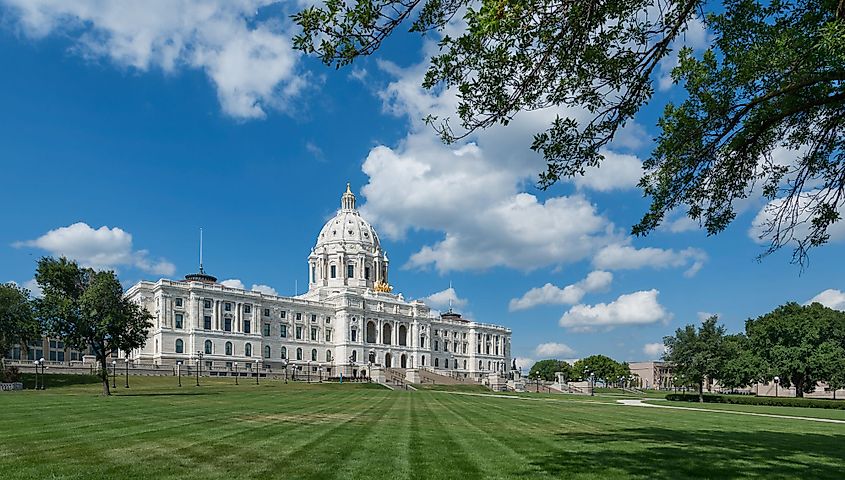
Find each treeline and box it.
[0,257,152,395]
[665,302,845,401]
[528,355,631,385]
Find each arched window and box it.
[175,339,184,354]
[479,360,483,370]
[351,350,357,362]
[444,358,449,369]
[366,321,376,343]
[264,345,271,358]
[398,325,407,346]
[245,343,252,357]
[281,346,287,359]
[382,323,392,345]
[434,358,439,367]
[204,340,212,355]
[296,348,303,360]
[488,360,492,370]
[225,342,233,356]
[421,355,426,366]
[463,360,467,370]
[311,349,317,361]
[326,350,332,362]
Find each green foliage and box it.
[572,354,630,384]
[664,316,728,401]
[718,333,765,390]
[0,282,39,369]
[34,257,153,395]
[745,301,845,397]
[294,0,845,263]
[666,392,845,410]
[528,359,572,382]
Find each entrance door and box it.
[400,354,407,368]
[385,353,392,368]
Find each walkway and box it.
[617,399,845,425]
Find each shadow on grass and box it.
[526,428,845,479]
[19,373,101,389]
[115,391,221,397]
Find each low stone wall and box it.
[1,382,23,392]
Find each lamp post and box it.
[234,362,239,385]
[307,361,311,384]
[124,358,130,388]
[196,351,203,387]
[176,361,182,387]
[33,360,39,390]
[39,358,46,390]
[774,376,780,397]
[111,360,117,389]
[282,360,288,384]
[254,359,260,385]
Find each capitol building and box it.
[125,185,512,380]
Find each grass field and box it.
[1,376,844,479]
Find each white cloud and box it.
[221,279,278,296]
[305,141,324,161]
[593,244,707,277]
[221,279,246,290]
[748,189,845,246]
[509,270,612,311]
[515,357,535,372]
[23,279,43,299]
[643,342,666,359]
[697,311,719,322]
[423,287,467,310]
[657,16,710,91]
[14,222,175,275]
[807,289,845,310]
[559,289,671,330]
[2,0,303,119]
[573,150,643,192]
[535,342,576,358]
[251,284,278,296]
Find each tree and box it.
[572,354,629,385]
[664,316,728,402]
[717,333,764,391]
[0,282,39,372]
[746,302,845,397]
[529,359,573,382]
[34,257,152,396]
[294,0,845,264]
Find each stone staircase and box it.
[416,368,481,386]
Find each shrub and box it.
[665,393,845,409]
[1,366,21,383]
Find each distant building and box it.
[629,361,673,389]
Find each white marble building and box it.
[125,185,512,380]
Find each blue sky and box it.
[1,1,843,369]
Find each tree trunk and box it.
[698,380,704,403]
[794,374,804,398]
[99,353,111,396]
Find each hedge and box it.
[665,393,845,409]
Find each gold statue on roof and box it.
[374,281,393,293]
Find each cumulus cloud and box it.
[14,222,175,275]
[697,311,719,322]
[807,289,845,310]
[643,342,666,359]
[748,189,845,246]
[221,278,278,296]
[559,289,671,330]
[515,357,535,372]
[572,150,643,192]
[423,287,468,310]
[1,0,303,118]
[535,342,576,358]
[593,244,707,277]
[509,270,612,311]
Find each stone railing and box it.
[1,382,23,392]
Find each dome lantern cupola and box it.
[341,182,356,211]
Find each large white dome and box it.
[315,209,381,253]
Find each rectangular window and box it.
[224,318,232,332]
[226,361,232,369]
[325,316,331,324]
[281,311,286,319]
[330,265,336,278]
[311,314,317,323]
[295,326,303,340]
[175,298,183,307]
[365,266,370,280]
[203,316,212,330]
[280,325,287,338]
[264,308,270,317]
[310,328,317,341]
[347,264,354,278]
[444,342,449,352]
[49,340,57,349]
[351,330,357,342]
[175,314,183,329]
[244,304,251,314]
[204,300,212,309]
[296,313,302,321]
[49,351,57,361]
[205,361,212,369]
[71,352,79,361]
[263,323,271,336]
[244,320,251,334]
[434,341,439,351]
[224,303,232,312]
[325,330,332,342]
[57,351,65,362]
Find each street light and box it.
[234,362,239,385]
[281,360,288,384]
[196,351,203,387]
[111,360,117,389]
[39,358,46,390]
[176,361,182,387]
[124,358,130,389]
[307,360,311,384]
[254,359,260,385]
[319,366,323,383]
[33,360,39,390]
[774,376,780,397]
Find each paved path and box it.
[617,399,845,425]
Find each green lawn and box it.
[1,376,844,479]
